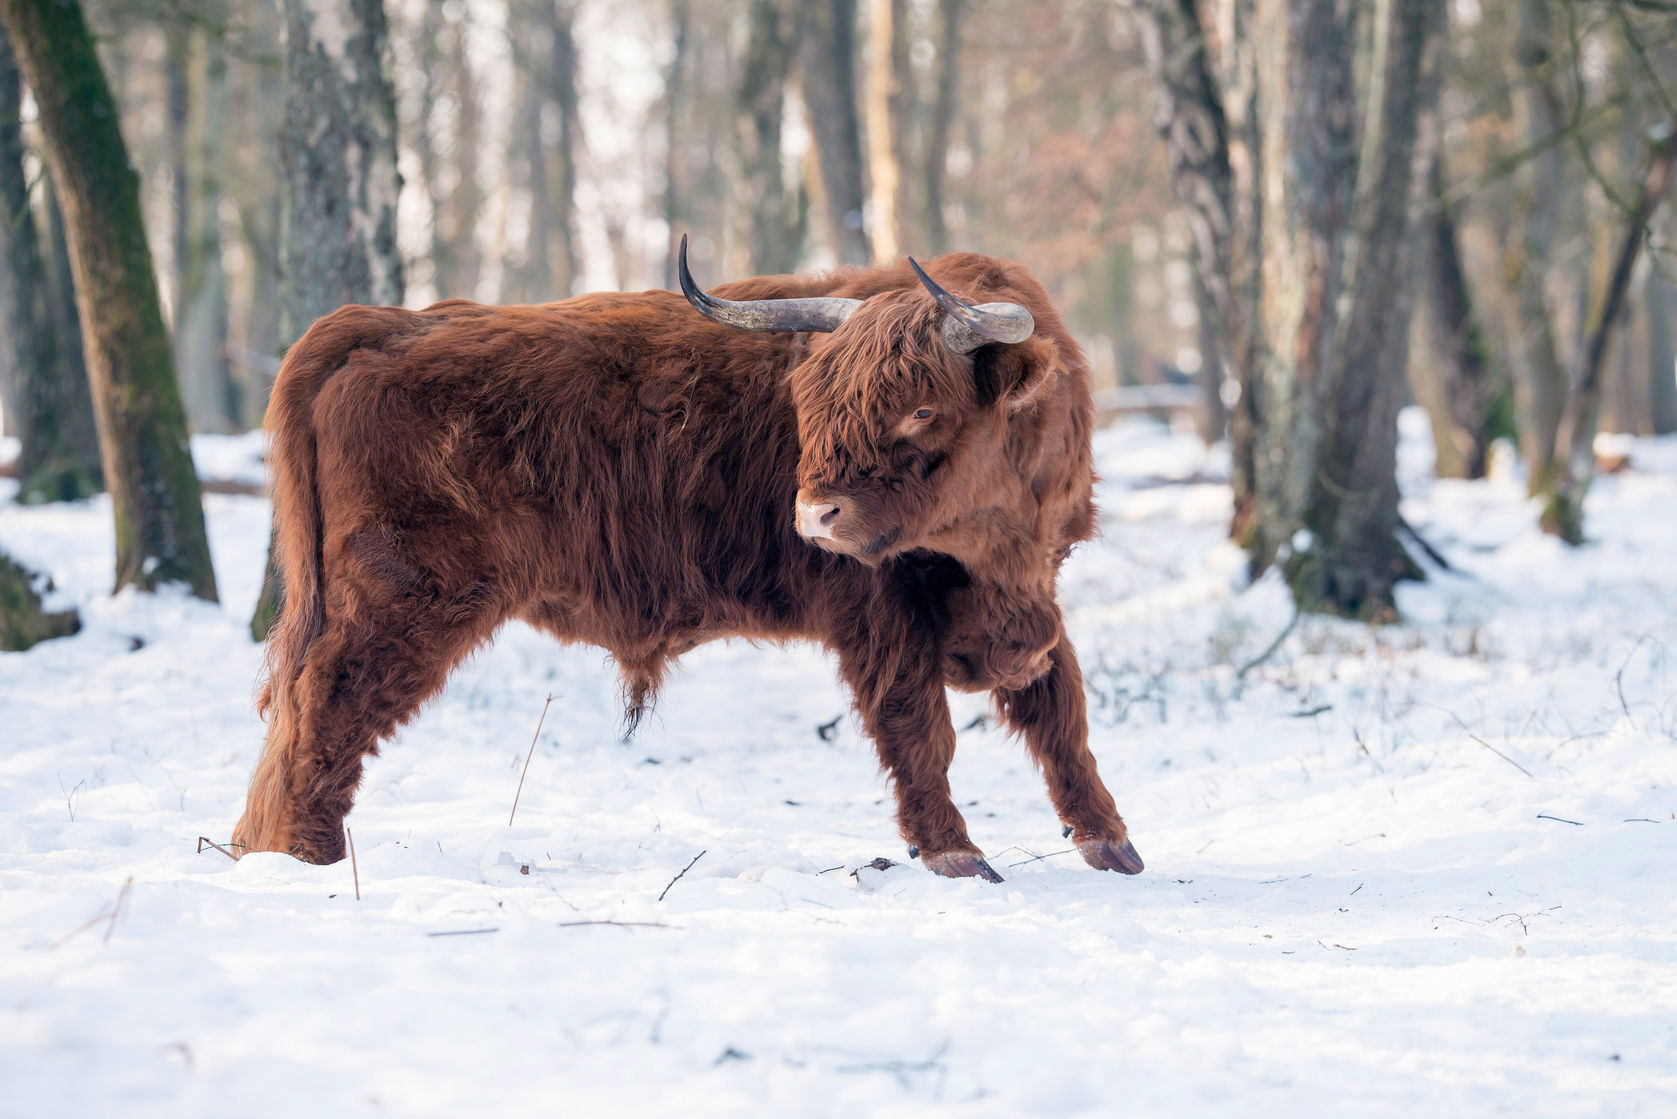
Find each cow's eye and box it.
[913,408,934,421]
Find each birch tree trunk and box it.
[0,0,218,600]
[253,0,403,638]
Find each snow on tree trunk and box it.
[0,547,78,650]
[0,0,218,600]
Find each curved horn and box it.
[678,235,861,333]
[907,257,1035,354]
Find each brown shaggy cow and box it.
[231,239,1142,882]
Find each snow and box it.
[2,414,1675,1117]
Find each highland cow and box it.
[231,238,1142,882]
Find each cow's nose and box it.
[796,497,843,540]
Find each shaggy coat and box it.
[232,253,1141,881]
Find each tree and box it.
[0,547,78,650]
[863,0,905,262]
[0,24,99,503]
[1139,0,1440,619]
[736,0,801,274]
[922,0,962,254]
[0,0,218,600]
[799,0,869,265]
[252,0,403,639]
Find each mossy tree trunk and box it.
[799,0,870,266]
[0,0,217,599]
[252,0,404,640]
[736,0,801,275]
[0,24,99,503]
[0,547,78,650]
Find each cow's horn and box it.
[678,235,861,333]
[907,257,1035,354]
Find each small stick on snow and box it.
[196,836,245,861]
[558,919,681,930]
[1536,813,1583,826]
[347,826,360,901]
[509,694,556,827]
[1235,608,1299,688]
[658,850,706,902]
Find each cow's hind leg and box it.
[996,635,1143,875]
[235,579,506,864]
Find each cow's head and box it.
[679,237,1059,565]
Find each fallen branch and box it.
[657,849,706,902]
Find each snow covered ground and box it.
[2,413,1674,1117]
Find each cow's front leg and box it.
[837,631,1002,882]
[996,634,1144,875]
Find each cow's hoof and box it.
[921,850,1005,883]
[1078,837,1144,875]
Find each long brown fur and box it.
[231,253,1137,876]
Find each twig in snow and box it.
[1438,709,1534,778]
[1536,813,1583,826]
[1235,608,1300,687]
[1397,514,1455,572]
[558,919,681,930]
[427,927,500,937]
[509,694,556,827]
[657,850,706,902]
[49,876,133,950]
[196,836,247,861]
[1006,848,1074,868]
[347,826,360,900]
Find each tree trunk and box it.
[176,24,237,434]
[799,0,869,266]
[1648,266,1677,435]
[0,0,218,600]
[1289,0,1436,618]
[255,0,403,639]
[1133,0,1261,535]
[1411,146,1500,479]
[543,0,581,299]
[41,170,102,486]
[923,0,961,254]
[737,0,800,274]
[0,548,78,650]
[863,0,904,262]
[661,0,689,290]
[1541,129,1677,544]
[1499,0,1569,494]
[0,26,99,502]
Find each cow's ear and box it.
[971,336,1060,413]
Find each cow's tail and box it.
[235,315,362,856]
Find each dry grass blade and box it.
[195,836,246,861]
[49,876,134,950]
[509,694,556,827]
[347,826,360,901]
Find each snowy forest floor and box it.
[2,410,1674,1117]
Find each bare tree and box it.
[922,0,962,254]
[0,0,218,600]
